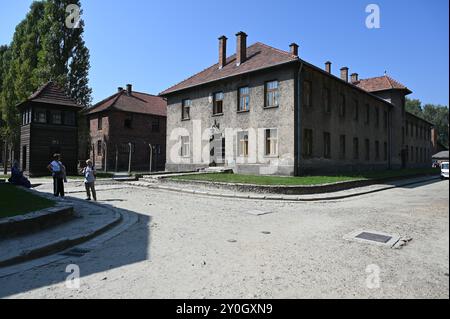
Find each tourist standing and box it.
[47,154,65,197]
[82,159,97,201]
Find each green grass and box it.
[170,168,440,186]
[0,184,55,218]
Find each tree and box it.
[405,98,449,148]
[405,98,422,117]
[37,0,92,106]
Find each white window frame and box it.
[180,136,190,157]
[237,131,249,157]
[264,128,278,157]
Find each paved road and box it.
[0,179,448,298]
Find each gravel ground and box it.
[0,179,448,299]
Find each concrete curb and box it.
[133,175,441,202]
[160,172,440,195]
[0,198,123,269]
[0,205,74,239]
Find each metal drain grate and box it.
[355,232,392,243]
[60,248,91,257]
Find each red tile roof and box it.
[86,90,167,117]
[19,81,82,108]
[354,75,412,94]
[160,42,299,96]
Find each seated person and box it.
[9,161,31,188]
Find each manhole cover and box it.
[343,230,401,247]
[356,232,392,243]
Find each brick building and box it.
[85,84,166,172]
[160,32,433,176]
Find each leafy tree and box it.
[406,98,449,148]
[37,0,92,106]
[405,98,422,117]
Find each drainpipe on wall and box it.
[388,108,392,169]
[296,61,304,176]
[149,144,153,173]
[103,141,108,172]
[128,142,132,174]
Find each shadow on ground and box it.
[0,197,151,298]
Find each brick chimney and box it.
[350,73,359,83]
[340,67,349,82]
[126,84,132,95]
[325,61,332,74]
[236,31,247,66]
[218,36,227,69]
[289,43,299,57]
[118,87,123,93]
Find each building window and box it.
[152,119,160,132]
[416,125,418,138]
[365,104,370,124]
[411,146,414,162]
[51,111,62,125]
[339,94,346,117]
[353,99,359,121]
[238,131,249,157]
[182,99,191,120]
[303,129,313,157]
[97,140,102,156]
[353,137,359,160]
[384,142,388,161]
[180,136,190,157]
[98,116,103,130]
[339,135,346,159]
[405,121,409,136]
[323,87,331,113]
[65,111,75,126]
[238,87,250,112]
[372,107,379,128]
[265,81,279,108]
[303,80,312,107]
[124,116,132,129]
[375,141,380,160]
[265,129,278,156]
[213,92,224,115]
[402,127,405,144]
[365,139,370,161]
[416,147,419,163]
[323,132,331,159]
[34,108,47,123]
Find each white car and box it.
[441,162,449,179]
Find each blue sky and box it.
[0,0,448,106]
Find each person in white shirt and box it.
[47,154,65,197]
[81,159,97,201]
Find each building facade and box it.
[161,32,433,176]
[85,84,167,172]
[17,81,83,176]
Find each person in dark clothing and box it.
[47,154,66,198]
[8,160,31,188]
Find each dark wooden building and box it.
[17,81,83,176]
[85,84,167,172]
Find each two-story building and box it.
[85,84,167,172]
[17,81,83,176]
[160,32,433,176]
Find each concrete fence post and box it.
[149,144,153,173]
[128,142,132,174]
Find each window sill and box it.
[237,110,250,114]
[181,118,191,122]
[212,113,223,117]
[264,155,279,158]
[264,106,279,110]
